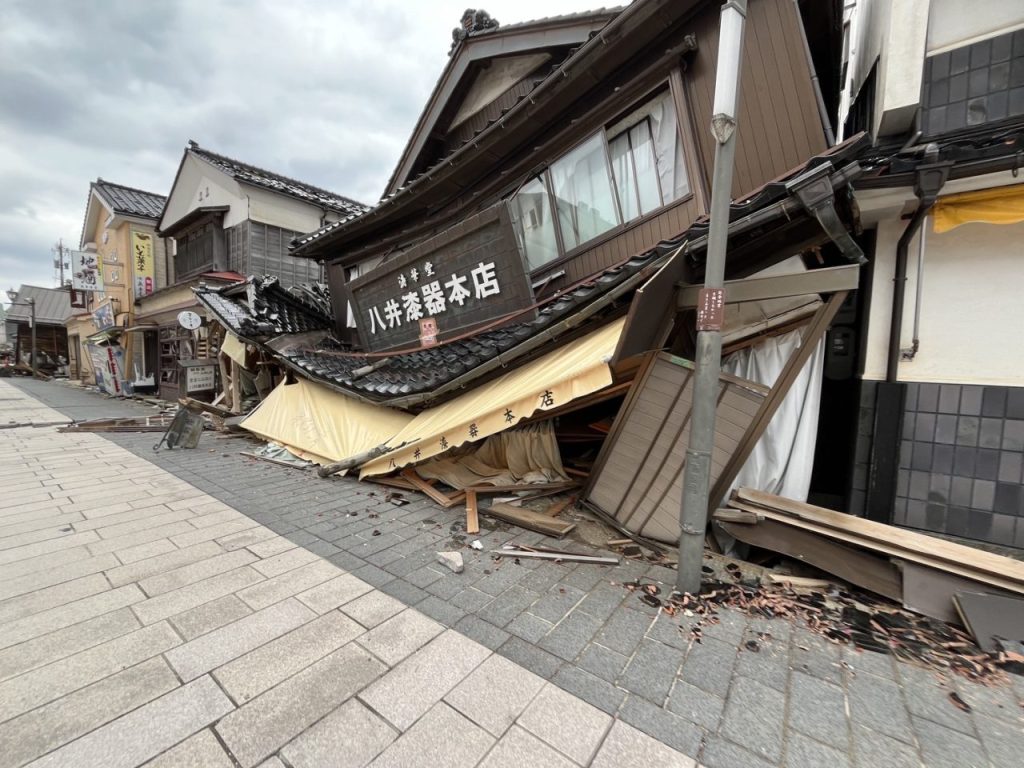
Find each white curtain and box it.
[721,328,825,501]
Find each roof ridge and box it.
[94,178,167,201]
[187,140,367,210]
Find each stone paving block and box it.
[215,610,365,704]
[236,560,338,611]
[552,664,625,715]
[0,511,81,541]
[841,645,896,680]
[351,562,396,588]
[27,675,234,768]
[105,541,225,588]
[246,536,297,559]
[0,532,98,569]
[900,665,976,735]
[454,614,511,650]
[445,654,546,737]
[0,522,79,553]
[0,546,95,586]
[0,607,139,683]
[215,526,277,552]
[0,552,119,602]
[168,593,253,641]
[451,586,495,613]
[169,518,260,548]
[970,712,1022,768]
[133,566,264,625]
[0,583,144,651]
[851,724,921,768]
[846,670,915,743]
[138,549,257,596]
[0,572,109,623]
[789,628,842,684]
[144,729,235,768]
[497,636,564,679]
[296,572,372,614]
[281,698,397,768]
[86,521,196,557]
[733,633,789,692]
[592,719,695,768]
[518,682,612,765]
[594,606,653,656]
[357,608,445,666]
[368,701,494,768]
[341,590,406,629]
[720,675,786,763]
[538,609,604,662]
[0,657,179,768]
[361,629,491,730]
[216,643,386,768]
[577,642,629,684]
[0,620,180,723]
[787,671,848,749]
[165,597,315,681]
[478,725,576,768]
[528,583,586,623]
[784,730,851,768]
[416,594,467,625]
[112,538,177,565]
[378,577,430,606]
[618,693,705,758]
[667,678,726,732]
[619,638,683,704]
[679,635,737,698]
[700,736,777,768]
[913,715,988,768]
[506,611,554,643]
[89,509,195,540]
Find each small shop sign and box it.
[181,359,216,393]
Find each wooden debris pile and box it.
[620,576,1024,685]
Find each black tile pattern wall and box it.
[922,29,1024,135]
[847,380,877,517]
[893,383,1024,548]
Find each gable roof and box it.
[93,179,166,219]
[187,141,368,217]
[382,7,622,197]
[5,285,73,325]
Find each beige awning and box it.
[361,317,625,477]
[241,378,413,466]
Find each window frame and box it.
[509,80,693,275]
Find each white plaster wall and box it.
[927,0,1024,54]
[243,186,328,233]
[863,218,1024,386]
[160,154,244,232]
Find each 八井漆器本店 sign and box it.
[348,204,535,352]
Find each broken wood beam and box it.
[498,544,618,565]
[401,468,464,508]
[482,502,576,537]
[466,489,479,535]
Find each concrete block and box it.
[105,541,224,588]
[216,643,386,767]
[169,593,253,641]
[719,676,785,763]
[169,518,260,548]
[111,538,177,565]
[0,584,144,651]
[591,719,695,768]
[86,521,196,557]
[165,598,315,681]
[518,683,611,765]
[132,566,264,625]
[138,549,257,596]
[436,551,464,573]
[251,546,320,577]
[479,725,575,768]
[0,573,109,623]
[357,608,445,666]
[237,560,338,611]
[145,729,235,768]
[214,610,364,703]
[341,590,406,629]
[296,572,372,614]
[27,675,233,768]
[445,653,546,737]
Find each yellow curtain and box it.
[241,378,413,466]
[932,184,1024,233]
[361,317,625,477]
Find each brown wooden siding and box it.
[685,0,827,198]
[585,353,765,543]
[444,77,540,156]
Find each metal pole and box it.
[676,0,746,595]
[29,298,37,375]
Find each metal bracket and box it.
[789,163,866,264]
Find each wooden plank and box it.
[718,518,902,601]
[465,482,576,494]
[736,488,1024,587]
[708,292,847,510]
[466,489,479,535]
[230,359,242,415]
[543,497,575,518]
[726,500,1024,595]
[218,353,233,411]
[483,503,576,537]
[400,468,463,508]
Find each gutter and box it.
[886,147,951,383]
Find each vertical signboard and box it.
[132,232,155,298]
[70,250,105,292]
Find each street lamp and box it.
[6,289,37,375]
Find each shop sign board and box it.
[182,359,216,393]
[71,250,105,292]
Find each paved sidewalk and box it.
[0,380,695,768]
[6,379,1024,768]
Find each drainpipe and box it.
[886,146,950,382]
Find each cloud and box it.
[0,0,600,295]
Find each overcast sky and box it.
[0,0,602,300]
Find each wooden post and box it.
[218,352,233,411]
[230,358,242,414]
[466,489,479,534]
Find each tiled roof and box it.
[5,285,73,325]
[197,246,665,410]
[93,179,166,220]
[188,142,368,217]
[464,7,622,40]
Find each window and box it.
[511,87,690,270]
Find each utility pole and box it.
[676,0,747,595]
[29,298,36,375]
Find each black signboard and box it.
[349,203,536,352]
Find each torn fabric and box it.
[932,183,1024,233]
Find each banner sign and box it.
[71,250,105,292]
[132,232,155,298]
[92,299,116,332]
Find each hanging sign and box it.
[70,250,105,292]
[132,232,155,298]
[92,299,116,331]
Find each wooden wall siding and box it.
[444,76,542,157]
[586,353,765,543]
[247,222,322,288]
[686,0,827,198]
[563,195,702,284]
